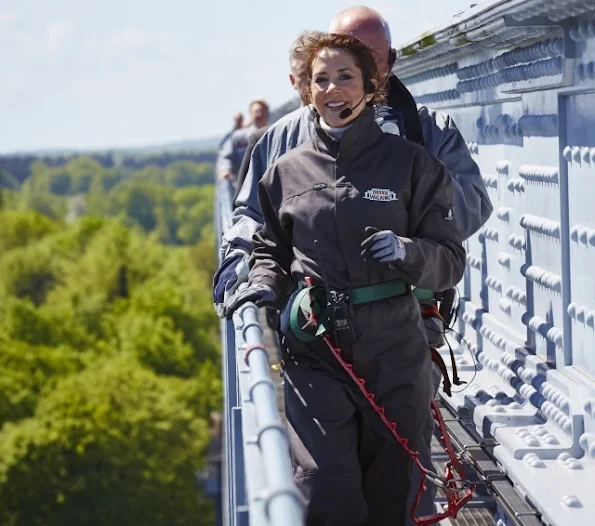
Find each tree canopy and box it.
[0,154,221,525]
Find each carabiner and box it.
[424,470,449,489]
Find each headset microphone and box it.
[339,92,367,120]
[338,79,375,120]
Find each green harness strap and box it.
[350,280,409,304]
[289,280,433,342]
[412,287,435,301]
[289,285,328,343]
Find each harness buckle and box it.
[330,290,350,304]
[327,290,357,345]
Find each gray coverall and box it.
[217,97,492,520]
[247,108,467,525]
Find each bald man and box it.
[214,8,492,524]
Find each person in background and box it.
[218,112,244,149]
[216,100,269,184]
[232,30,325,203]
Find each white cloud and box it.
[0,12,27,46]
[92,28,180,69]
[0,12,19,23]
[0,16,74,60]
[44,21,74,55]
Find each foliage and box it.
[0,358,213,526]
[0,338,85,427]
[0,155,221,525]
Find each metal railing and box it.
[215,179,305,526]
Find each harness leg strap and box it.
[430,348,452,397]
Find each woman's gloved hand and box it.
[223,284,276,318]
[212,250,250,318]
[360,226,406,264]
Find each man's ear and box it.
[289,73,297,89]
[388,48,397,67]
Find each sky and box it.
[0,0,480,153]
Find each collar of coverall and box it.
[312,106,383,160]
[385,73,426,146]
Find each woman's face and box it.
[310,47,369,127]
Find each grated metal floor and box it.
[431,433,495,526]
[446,508,495,526]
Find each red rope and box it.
[421,304,444,322]
[303,278,475,524]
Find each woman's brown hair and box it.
[296,33,386,106]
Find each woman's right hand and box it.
[360,226,406,264]
[223,284,276,318]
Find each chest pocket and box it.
[282,183,337,236]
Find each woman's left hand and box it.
[360,226,406,264]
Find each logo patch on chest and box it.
[363,188,398,202]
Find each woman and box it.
[224,34,466,526]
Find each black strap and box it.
[430,348,452,397]
[438,288,457,327]
[386,75,425,147]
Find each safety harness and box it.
[290,281,464,395]
[288,277,474,525]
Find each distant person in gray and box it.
[216,99,269,184]
[218,112,244,149]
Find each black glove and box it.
[360,226,406,264]
[223,284,276,318]
[212,250,250,318]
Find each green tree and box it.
[164,161,214,187]
[64,157,105,194]
[15,180,67,219]
[0,210,58,254]
[174,185,214,245]
[122,267,219,364]
[46,219,132,310]
[0,243,58,305]
[0,297,104,352]
[117,314,198,377]
[106,181,161,232]
[0,338,85,426]
[0,358,212,526]
[47,170,72,195]
[131,165,165,185]
[0,170,19,190]
[0,154,222,524]
[189,225,218,280]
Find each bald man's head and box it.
[329,5,394,80]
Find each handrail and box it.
[214,179,305,526]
